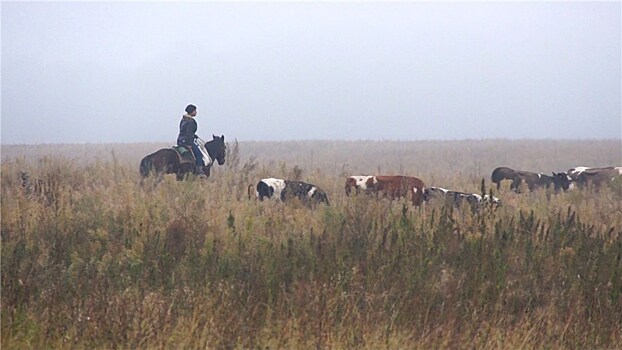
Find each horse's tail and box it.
[247,184,255,200]
[140,155,152,177]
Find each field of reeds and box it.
[2,139,621,349]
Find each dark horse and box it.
[491,167,517,190]
[492,166,570,193]
[511,171,570,192]
[140,135,226,180]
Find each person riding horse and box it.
[177,104,206,175]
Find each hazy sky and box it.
[2,1,621,144]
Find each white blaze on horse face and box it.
[616,167,622,175]
[351,175,375,190]
[261,178,286,200]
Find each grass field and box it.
[2,139,621,349]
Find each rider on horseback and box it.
[177,104,205,175]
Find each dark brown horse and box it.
[492,166,571,192]
[491,167,517,189]
[510,171,554,192]
[511,171,571,193]
[140,135,226,180]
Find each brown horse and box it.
[370,175,426,206]
[140,135,226,180]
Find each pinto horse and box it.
[568,166,622,190]
[140,135,226,180]
[423,186,501,209]
[345,175,426,206]
[248,178,330,206]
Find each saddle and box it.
[172,145,195,165]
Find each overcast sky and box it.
[1,1,620,144]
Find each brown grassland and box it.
[1,139,621,349]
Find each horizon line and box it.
[2,137,621,146]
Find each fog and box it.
[1,1,620,144]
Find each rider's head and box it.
[185,104,197,116]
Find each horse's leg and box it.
[511,178,520,193]
[176,171,188,181]
[152,172,163,185]
[203,165,211,178]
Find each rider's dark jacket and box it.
[177,114,198,147]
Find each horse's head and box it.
[312,188,330,206]
[344,177,357,196]
[552,172,572,191]
[210,135,226,165]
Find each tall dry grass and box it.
[1,140,621,349]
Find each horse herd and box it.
[248,174,498,209]
[139,140,621,209]
[492,166,622,192]
[246,166,621,209]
